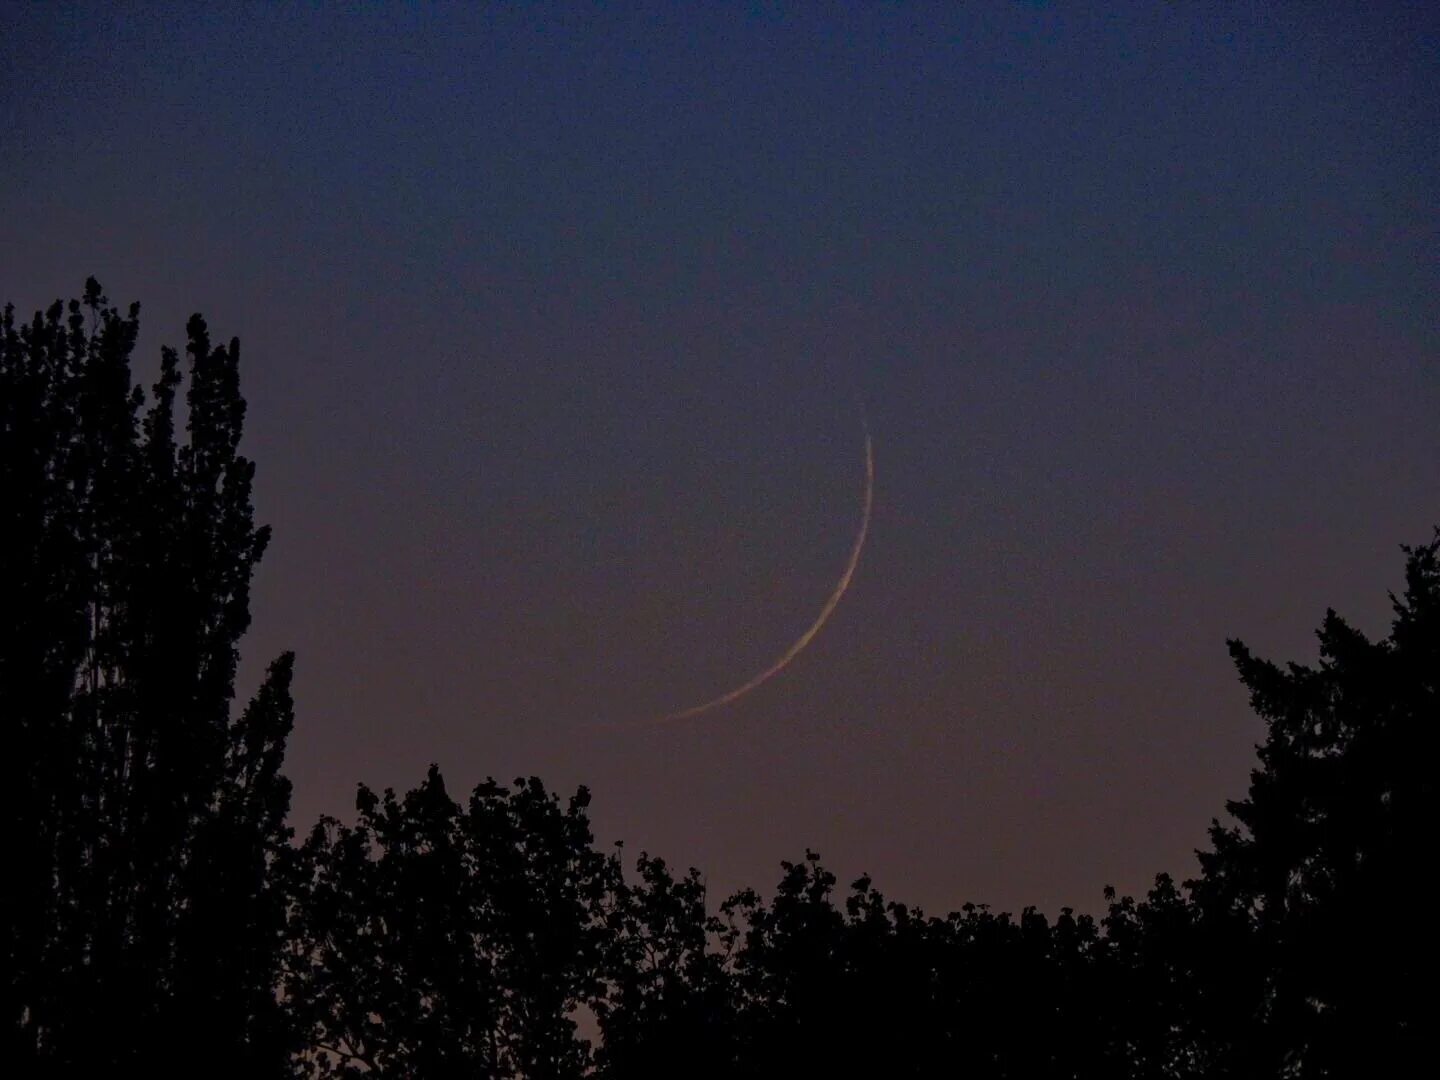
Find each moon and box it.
[657,411,874,724]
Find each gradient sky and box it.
[3,3,1437,917]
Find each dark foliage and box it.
[594,853,740,1078]
[2,282,295,1073]
[4,282,1432,1076]
[1189,536,1438,1075]
[285,767,615,1078]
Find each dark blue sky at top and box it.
[3,3,1437,915]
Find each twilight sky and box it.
[3,3,1437,916]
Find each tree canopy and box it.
[2,281,295,1072]
[3,281,1432,1076]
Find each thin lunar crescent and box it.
[658,413,874,724]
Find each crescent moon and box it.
[657,412,874,723]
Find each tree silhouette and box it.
[594,852,741,1078]
[1096,872,1229,1077]
[1190,533,1438,1076]
[1,281,294,1072]
[5,280,1432,1078]
[286,766,616,1078]
[592,537,1439,1077]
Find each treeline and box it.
[2,283,1432,1077]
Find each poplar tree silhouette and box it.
[1,281,294,1072]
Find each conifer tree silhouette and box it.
[1190,533,1438,1076]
